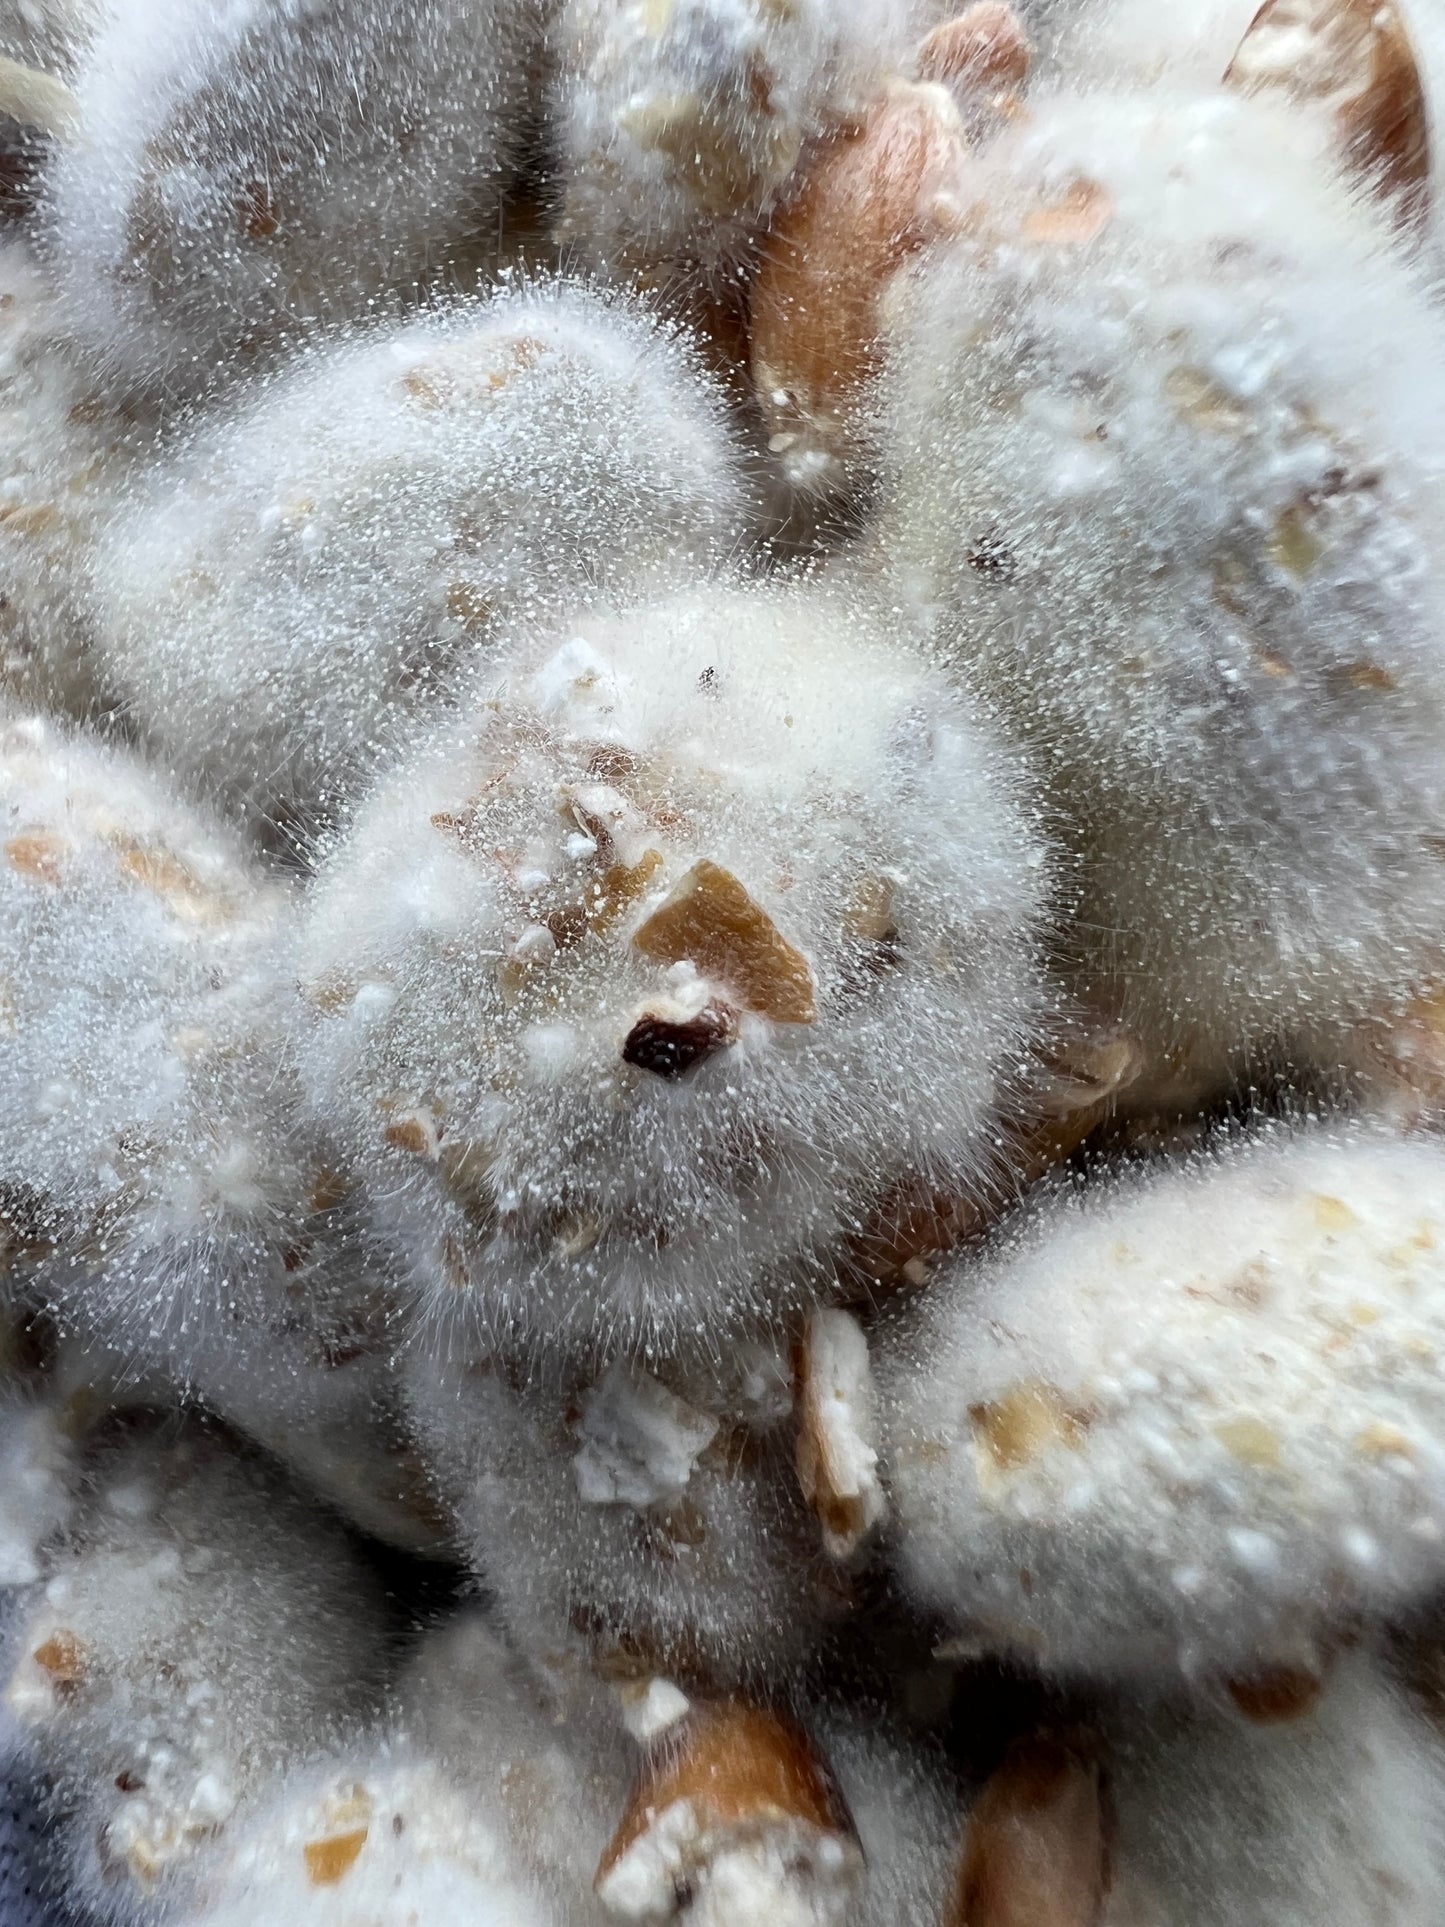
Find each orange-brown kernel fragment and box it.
[0,501,61,537]
[918,4,1032,94]
[750,77,968,487]
[1226,0,1429,226]
[306,1166,351,1214]
[5,831,66,882]
[596,1700,857,1891]
[303,1828,368,1886]
[33,1631,89,1685]
[549,849,665,954]
[109,836,214,916]
[1020,179,1114,246]
[237,177,279,239]
[632,859,816,1022]
[382,1106,441,1160]
[446,580,493,632]
[842,874,898,945]
[971,1383,1091,1472]
[950,1734,1109,1926]
[301,973,359,1016]
[795,1310,885,1560]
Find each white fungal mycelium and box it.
[0,708,307,1362]
[404,1341,833,1688]
[550,0,939,288]
[55,1230,444,1556]
[167,1611,955,1927]
[817,1708,962,1926]
[170,1609,619,1927]
[1100,1654,1445,1926]
[174,1753,566,1927]
[878,80,1445,1102]
[0,235,138,721]
[882,1123,1445,1687]
[179,1309,445,1559]
[296,577,1050,1365]
[1024,0,1260,90]
[13,0,1445,1908]
[0,0,100,79]
[43,0,546,397]
[95,281,750,845]
[0,1376,75,1590]
[1,1420,391,1918]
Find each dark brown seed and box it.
[1226,1664,1327,1724]
[623,1000,739,1079]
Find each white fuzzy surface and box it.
[1025,0,1259,88]
[172,1607,622,1923]
[879,86,1445,1094]
[298,579,1049,1364]
[43,0,544,395]
[1102,1655,1445,1925]
[405,1343,831,1686]
[395,1610,622,1921]
[176,1609,951,1927]
[175,1751,563,1927]
[883,1124,1445,1684]
[551,0,935,281]
[0,0,99,75]
[57,1238,442,1555]
[817,1709,961,1927]
[0,709,306,1361]
[0,1384,75,1588]
[96,280,750,842]
[180,1326,443,1557]
[1,1423,390,1920]
[0,237,138,719]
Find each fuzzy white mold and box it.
[878,85,1445,1098]
[0,236,138,720]
[0,0,99,77]
[298,579,1050,1363]
[883,1124,1445,1685]
[551,0,937,284]
[2,1422,390,1914]
[0,708,307,1356]
[43,0,544,396]
[178,1308,445,1557]
[396,1608,625,1920]
[0,1381,75,1588]
[816,1708,961,1926]
[405,1342,835,1687]
[172,1605,626,1923]
[174,1751,564,1927]
[175,1608,622,1926]
[1101,1654,1445,1925]
[96,281,750,843]
[55,1226,444,1556]
[1026,0,1260,89]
